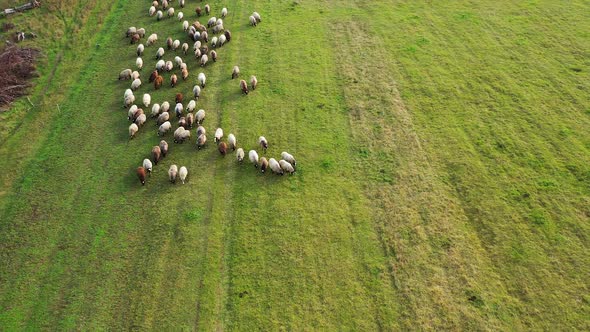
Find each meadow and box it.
[0,0,588,330]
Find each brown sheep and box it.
[218,142,228,156]
[154,75,163,90]
[210,50,217,62]
[259,157,269,173]
[199,45,208,56]
[186,113,194,128]
[175,93,183,104]
[178,117,187,129]
[151,146,162,165]
[149,70,158,83]
[132,108,144,122]
[224,30,231,42]
[159,140,169,157]
[166,37,173,49]
[195,7,202,16]
[170,74,178,87]
[240,79,249,95]
[201,31,208,43]
[130,33,140,44]
[137,167,147,185]
[182,68,189,80]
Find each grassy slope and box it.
[0,0,588,330]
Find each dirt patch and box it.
[0,46,40,108]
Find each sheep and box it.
[137,28,146,38]
[182,68,189,80]
[194,48,201,59]
[269,158,283,175]
[156,47,165,59]
[135,113,147,127]
[177,11,184,21]
[221,7,227,17]
[130,33,141,44]
[182,42,189,54]
[127,105,139,120]
[253,11,261,22]
[193,40,202,50]
[210,50,217,62]
[174,93,183,104]
[149,5,156,16]
[200,54,208,67]
[199,45,209,55]
[179,0,185,8]
[204,4,210,15]
[281,152,296,166]
[126,27,137,37]
[152,0,158,7]
[218,142,228,156]
[198,73,206,88]
[218,34,226,47]
[214,128,223,143]
[182,20,190,32]
[196,125,206,137]
[155,60,165,72]
[172,39,180,50]
[258,136,268,151]
[137,44,144,56]
[179,166,188,184]
[249,150,259,168]
[124,89,133,100]
[228,133,236,150]
[240,80,249,94]
[186,113,194,128]
[250,75,258,90]
[119,69,132,80]
[168,7,175,18]
[175,102,183,117]
[197,133,207,149]
[259,157,269,173]
[170,74,178,87]
[137,166,147,185]
[129,123,139,139]
[224,30,231,42]
[147,33,158,46]
[131,71,140,80]
[161,101,170,113]
[131,78,141,91]
[236,148,244,162]
[169,165,178,183]
[143,158,153,175]
[207,17,217,28]
[180,63,187,72]
[162,0,169,9]
[174,127,191,143]
[249,15,257,26]
[152,146,162,165]
[158,121,172,136]
[193,85,201,99]
[159,140,169,157]
[149,70,158,83]
[156,10,163,20]
[151,103,161,117]
[166,37,173,49]
[124,95,135,108]
[213,24,223,34]
[232,66,239,79]
[211,36,218,48]
[154,75,164,89]
[157,112,170,126]
[136,57,143,70]
[165,61,174,72]
[187,100,196,112]
[201,31,208,43]
[279,160,295,175]
[178,117,187,129]
[131,107,144,122]
[195,6,202,16]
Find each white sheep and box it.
[131,78,141,90]
[218,34,226,46]
[129,123,139,139]
[137,44,144,56]
[216,18,223,26]
[193,85,201,99]
[162,0,168,8]
[158,121,172,136]
[128,105,138,120]
[193,40,201,50]
[161,101,170,113]
[212,24,223,34]
[211,36,218,48]
[248,150,259,168]
[172,39,180,50]
[156,47,164,59]
[281,152,296,166]
[207,17,217,27]
[269,158,283,175]
[167,7,175,18]
[135,113,147,127]
[131,71,140,80]
[279,160,295,174]
[124,88,133,99]
[249,15,257,26]
[232,65,239,79]
[126,27,136,37]
[174,56,183,67]
[147,33,158,46]
[187,100,196,112]
[253,11,261,22]
[157,112,170,125]
[197,133,207,149]
[179,166,188,184]
[143,158,153,174]
[136,57,143,70]
[214,128,223,143]
[200,54,208,67]
[149,6,156,16]
[221,7,227,18]
[124,94,135,108]
[178,0,185,7]
[151,103,161,117]
[196,125,206,137]
[180,62,187,71]
[137,28,146,38]
[228,133,236,150]
[169,165,178,183]
[236,148,244,162]
[198,72,206,88]
[258,136,268,151]
[119,68,132,80]
[174,103,184,117]
[174,127,190,143]
[156,59,165,71]
[195,109,205,124]
[143,93,151,107]
[165,61,173,71]
[182,42,189,54]
[194,48,201,59]
[183,20,189,31]
[250,75,258,90]
[156,10,163,21]
[177,11,184,21]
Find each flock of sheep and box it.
[121,1,296,186]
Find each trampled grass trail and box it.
[0,0,588,330]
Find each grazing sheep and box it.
[214,128,223,143]
[131,78,141,91]
[165,61,173,72]
[127,105,138,120]
[158,121,172,136]
[269,158,283,175]
[130,33,141,44]
[210,50,217,62]
[124,95,135,108]
[281,152,296,166]
[137,44,144,56]
[213,24,223,34]
[198,72,206,88]
[178,117,187,129]
[249,16,257,26]
[166,37,173,49]
[161,101,170,113]
[179,0,185,8]
[157,112,170,126]
[201,31,208,43]
[124,88,133,99]
[159,140,169,157]
[195,7,202,16]
[151,103,161,117]
[207,17,217,28]
[218,142,228,156]
[174,127,191,143]
[119,68,132,80]
[169,165,178,183]
[193,40,201,50]
[240,80,249,94]
[126,27,137,37]
[174,56,182,67]
[218,34,226,46]
[204,4,210,14]
[279,160,295,174]
[170,74,178,87]
[182,42,189,54]
[156,10,163,20]
[152,0,158,7]
[187,100,196,112]
[129,123,139,139]
[183,20,189,32]
[186,113,194,128]
[162,0,168,9]
[249,150,259,168]
[196,125,206,137]
[149,70,158,83]
[175,93,183,104]
[236,148,244,162]
[168,7,175,18]
[177,11,184,21]
[211,36,218,48]
[143,159,153,174]
[193,85,201,99]
[221,7,227,17]
[250,75,258,90]
[232,66,239,79]
[182,68,189,80]
[180,63,187,72]
[228,133,236,150]
[149,6,156,16]
[156,47,165,59]
[197,133,207,149]
[154,75,164,89]
[136,57,143,70]
[258,136,268,151]
[194,48,201,59]
[175,102,183,117]
[152,146,162,165]
[172,39,180,50]
[253,11,261,22]
[155,60,165,72]
[224,30,231,42]
[200,54,208,67]
[147,33,158,46]
[137,166,147,185]
[179,166,188,184]
[131,108,144,122]
[260,157,269,173]
[137,28,146,38]
[131,71,140,80]
[199,45,209,55]
[135,113,147,127]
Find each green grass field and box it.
[1,0,588,330]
